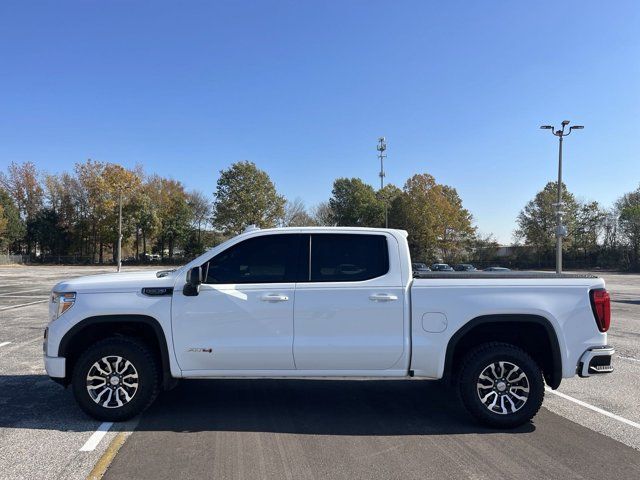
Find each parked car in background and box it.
[453,264,477,272]
[412,263,431,278]
[484,266,511,272]
[431,263,454,272]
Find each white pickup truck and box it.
[44,227,614,427]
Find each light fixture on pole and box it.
[377,137,388,228]
[540,120,584,274]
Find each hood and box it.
[52,269,180,294]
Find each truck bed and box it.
[415,272,598,279]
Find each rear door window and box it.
[309,234,389,282]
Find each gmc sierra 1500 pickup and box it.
[44,226,614,427]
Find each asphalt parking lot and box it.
[1,266,639,479]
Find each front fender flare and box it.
[58,314,173,389]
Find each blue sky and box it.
[1,1,638,243]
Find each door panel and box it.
[172,283,295,371]
[293,233,405,370]
[172,233,303,372]
[293,285,404,370]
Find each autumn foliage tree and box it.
[0,188,24,253]
[390,173,475,262]
[617,185,640,270]
[0,161,200,262]
[0,161,43,255]
[329,178,384,227]
[212,161,285,235]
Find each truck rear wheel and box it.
[72,337,160,421]
[457,342,544,428]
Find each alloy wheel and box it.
[86,355,139,409]
[476,361,530,415]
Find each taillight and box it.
[590,289,611,333]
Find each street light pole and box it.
[377,137,388,228]
[556,133,564,274]
[117,191,123,272]
[540,121,584,274]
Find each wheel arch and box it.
[58,314,173,390]
[443,314,563,389]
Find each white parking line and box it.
[0,342,11,348]
[618,354,640,363]
[546,387,640,430]
[0,300,48,311]
[0,295,48,299]
[0,288,42,297]
[80,422,114,452]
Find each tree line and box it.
[0,159,638,270]
[515,181,640,271]
[0,160,218,263]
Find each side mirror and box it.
[184,266,202,296]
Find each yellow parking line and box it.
[86,431,128,480]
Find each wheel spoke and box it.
[101,388,113,407]
[510,390,528,402]
[504,394,517,413]
[94,386,110,403]
[113,356,123,374]
[94,363,109,376]
[499,395,509,414]
[509,372,527,383]
[102,358,113,374]
[87,383,107,391]
[504,363,518,381]
[122,376,138,388]
[118,387,132,403]
[480,391,497,404]
[87,376,107,384]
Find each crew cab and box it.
[44,227,614,427]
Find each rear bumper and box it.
[44,355,66,378]
[578,346,615,377]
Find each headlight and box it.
[51,292,76,319]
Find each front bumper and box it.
[44,355,66,378]
[578,345,615,377]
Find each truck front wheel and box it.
[457,342,544,428]
[72,337,160,421]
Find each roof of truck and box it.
[242,226,409,236]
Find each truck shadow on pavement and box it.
[612,299,640,305]
[0,374,96,432]
[136,378,536,436]
[0,375,536,435]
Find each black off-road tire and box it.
[72,337,160,421]
[458,342,545,428]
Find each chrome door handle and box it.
[369,293,398,302]
[260,294,289,302]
